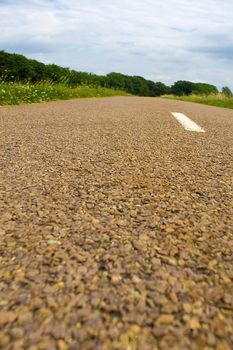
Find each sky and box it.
[0,0,233,89]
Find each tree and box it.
[171,81,195,96]
[106,73,126,90]
[222,86,233,97]
[152,82,171,96]
[171,80,218,96]
[193,83,218,95]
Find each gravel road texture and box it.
[0,97,233,350]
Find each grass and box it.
[162,93,233,110]
[0,82,130,105]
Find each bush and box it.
[171,80,218,96]
[222,86,233,97]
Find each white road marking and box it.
[171,112,205,133]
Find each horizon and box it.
[0,0,233,90]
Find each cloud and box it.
[0,0,233,88]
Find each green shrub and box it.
[222,86,233,97]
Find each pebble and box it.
[1,97,233,349]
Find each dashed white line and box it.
[171,112,205,133]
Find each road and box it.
[0,97,233,350]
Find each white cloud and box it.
[0,0,233,88]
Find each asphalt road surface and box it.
[0,97,233,350]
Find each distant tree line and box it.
[1,50,231,97]
[171,80,218,96]
[0,51,170,96]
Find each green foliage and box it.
[0,50,224,101]
[171,81,194,96]
[163,94,233,110]
[151,82,171,96]
[193,83,218,95]
[0,50,170,97]
[222,86,233,97]
[0,82,129,105]
[105,73,171,96]
[171,80,218,96]
[106,73,126,90]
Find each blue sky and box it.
[1,0,233,89]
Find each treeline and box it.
[1,50,228,97]
[171,80,218,96]
[0,51,170,96]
